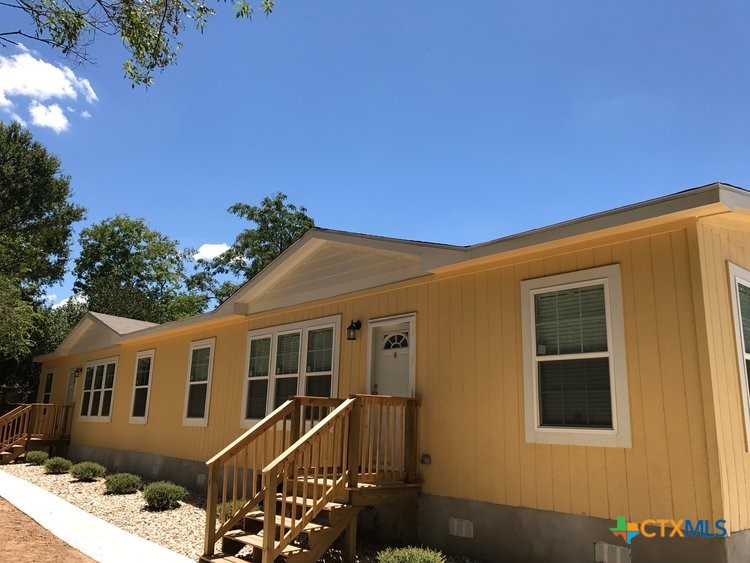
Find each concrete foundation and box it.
[416,494,744,563]
[68,444,207,491]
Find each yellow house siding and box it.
[37,219,718,525]
[697,217,750,531]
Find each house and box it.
[10,182,750,562]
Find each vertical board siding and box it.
[698,219,750,531]
[38,222,716,525]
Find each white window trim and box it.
[79,356,118,423]
[129,349,155,425]
[728,262,750,451]
[521,264,631,448]
[241,315,340,428]
[182,337,216,427]
[41,370,54,403]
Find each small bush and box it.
[25,451,49,465]
[105,473,142,495]
[69,461,107,482]
[377,547,447,563]
[143,481,186,511]
[44,456,72,474]
[217,498,247,522]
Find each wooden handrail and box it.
[0,405,27,422]
[261,398,356,562]
[0,405,31,453]
[203,396,345,557]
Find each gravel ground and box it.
[1,462,481,563]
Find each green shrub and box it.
[69,461,107,482]
[377,547,447,563]
[43,456,72,474]
[143,481,186,511]
[25,450,49,465]
[216,498,248,522]
[105,473,142,495]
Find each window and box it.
[130,350,154,424]
[521,265,631,447]
[242,316,340,425]
[729,263,750,450]
[183,338,215,426]
[42,372,53,403]
[79,357,118,421]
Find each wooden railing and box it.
[0,405,31,453]
[204,396,344,555]
[261,398,356,562]
[355,395,418,484]
[27,404,73,439]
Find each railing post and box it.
[262,469,278,563]
[404,400,418,483]
[347,397,361,488]
[203,463,220,556]
[290,397,301,444]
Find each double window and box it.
[521,265,631,447]
[80,357,117,421]
[130,350,154,424]
[243,316,339,424]
[183,338,215,426]
[729,263,750,450]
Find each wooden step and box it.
[223,531,306,556]
[278,494,346,511]
[245,513,327,533]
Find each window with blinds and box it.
[183,338,215,426]
[521,264,631,448]
[130,350,154,423]
[42,372,53,403]
[243,316,339,424]
[80,358,118,421]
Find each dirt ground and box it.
[0,498,94,562]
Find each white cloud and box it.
[29,101,69,133]
[10,112,26,127]
[80,110,92,119]
[52,294,87,309]
[0,48,97,132]
[194,243,230,260]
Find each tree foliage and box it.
[0,0,276,85]
[0,121,85,293]
[73,214,206,323]
[189,192,314,305]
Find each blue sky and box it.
[2,0,750,305]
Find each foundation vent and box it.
[448,517,474,538]
[594,542,631,563]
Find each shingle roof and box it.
[88,312,158,335]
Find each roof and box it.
[35,181,750,361]
[88,312,157,335]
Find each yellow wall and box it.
[696,215,750,532]
[40,218,721,525]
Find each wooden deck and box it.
[0,404,73,464]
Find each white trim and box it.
[520,265,631,448]
[728,262,750,451]
[182,338,215,427]
[365,313,417,398]
[240,315,341,428]
[129,349,155,425]
[78,356,119,423]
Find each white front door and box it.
[368,315,415,397]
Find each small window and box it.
[729,263,750,450]
[42,372,53,403]
[383,332,408,350]
[183,338,215,426]
[242,316,340,425]
[130,350,154,424]
[521,265,631,448]
[79,358,118,422]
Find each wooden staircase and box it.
[0,403,73,464]
[202,395,419,563]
